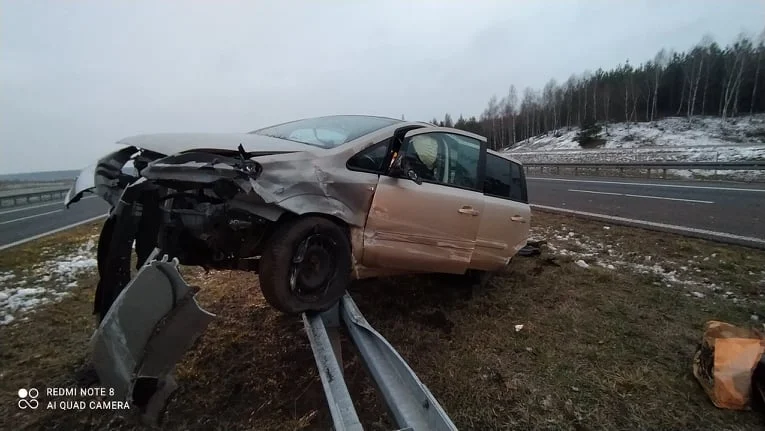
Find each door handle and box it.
[510,215,526,223]
[458,206,480,216]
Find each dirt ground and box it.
[1,213,764,430]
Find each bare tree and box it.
[722,36,749,120]
[522,88,534,141]
[592,71,599,122]
[702,52,711,115]
[750,30,764,118]
[581,70,591,122]
[624,80,629,125]
[505,86,518,145]
[566,75,576,129]
[630,71,639,122]
[687,37,712,123]
[651,49,667,121]
[443,113,453,128]
[676,55,690,115]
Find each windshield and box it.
[250,115,401,149]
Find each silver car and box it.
[67,115,530,316]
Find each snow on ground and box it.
[0,237,97,325]
[503,115,765,169]
[529,223,765,303]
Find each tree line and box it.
[432,31,765,149]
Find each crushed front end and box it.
[69,146,291,422]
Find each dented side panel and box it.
[362,176,483,274]
[471,195,531,271]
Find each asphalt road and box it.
[0,176,763,250]
[527,176,765,240]
[0,195,109,250]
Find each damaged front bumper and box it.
[92,252,214,423]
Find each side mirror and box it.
[406,168,422,185]
[388,153,422,185]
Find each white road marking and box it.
[622,193,713,204]
[528,177,765,192]
[568,189,622,196]
[0,214,107,251]
[0,195,95,216]
[568,188,713,204]
[531,204,765,248]
[0,209,62,225]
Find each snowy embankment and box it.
[503,116,765,178]
[529,223,765,306]
[0,238,97,325]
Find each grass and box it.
[1,214,764,430]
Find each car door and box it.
[362,128,487,274]
[471,152,531,271]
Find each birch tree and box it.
[750,30,764,118]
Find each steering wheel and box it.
[361,154,380,170]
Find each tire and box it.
[259,216,351,314]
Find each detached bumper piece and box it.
[91,253,215,424]
[303,295,457,431]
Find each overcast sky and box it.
[1,1,763,174]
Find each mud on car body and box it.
[67,115,531,317]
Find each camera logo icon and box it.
[18,388,39,409]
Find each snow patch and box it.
[0,237,98,325]
[575,260,590,269]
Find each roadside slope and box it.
[1,213,764,430]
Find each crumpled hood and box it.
[64,132,314,207]
[117,132,315,156]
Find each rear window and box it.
[510,160,527,203]
[484,153,527,203]
[484,154,511,198]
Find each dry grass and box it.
[1,214,764,430]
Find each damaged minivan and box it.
[67,115,531,317]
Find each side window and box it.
[401,132,481,190]
[483,154,528,203]
[484,154,511,198]
[347,139,390,173]
[510,161,528,203]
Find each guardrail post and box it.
[662,168,667,179]
[574,167,578,176]
[647,168,651,178]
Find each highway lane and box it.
[0,175,763,250]
[527,176,765,240]
[0,195,109,249]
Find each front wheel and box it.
[259,216,351,313]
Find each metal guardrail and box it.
[522,161,765,179]
[304,294,457,431]
[523,161,765,169]
[0,188,69,208]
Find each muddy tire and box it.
[259,216,351,314]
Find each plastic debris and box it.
[514,324,524,332]
[693,320,765,410]
[575,260,589,269]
